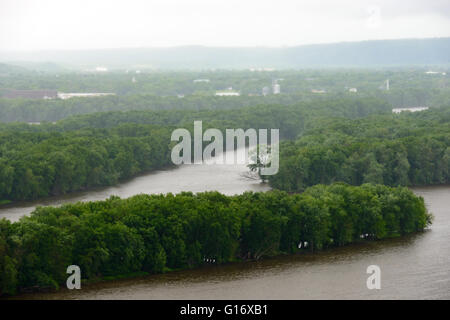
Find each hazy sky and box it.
[1,0,449,51]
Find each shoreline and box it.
[1,181,447,214]
[0,163,177,210]
[3,230,429,300]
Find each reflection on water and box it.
[9,186,450,300]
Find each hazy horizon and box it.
[1,36,449,54]
[1,0,449,52]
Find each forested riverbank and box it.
[0,183,432,296]
[0,98,391,203]
[0,68,447,299]
[1,99,448,205]
[268,106,450,191]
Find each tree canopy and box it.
[0,184,432,296]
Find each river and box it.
[0,148,270,222]
[2,149,449,300]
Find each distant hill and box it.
[0,38,449,70]
[9,61,67,72]
[0,63,29,74]
[0,62,67,73]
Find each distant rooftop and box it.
[57,92,116,100]
[215,91,240,96]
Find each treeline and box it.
[54,97,391,136]
[0,94,307,123]
[0,98,391,203]
[1,68,449,123]
[0,184,432,295]
[0,124,174,202]
[268,107,450,191]
[0,91,391,124]
[0,65,447,96]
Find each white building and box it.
[58,92,116,100]
[215,91,240,96]
[392,107,429,113]
[95,66,108,72]
[273,83,280,94]
[349,88,358,93]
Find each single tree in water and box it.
[248,144,272,183]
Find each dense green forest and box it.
[0,184,432,295]
[268,106,450,191]
[0,124,174,203]
[0,98,448,204]
[0,68,448,123]
[0,67,448,297]
[1,68,447,97]
[0,98,391,203]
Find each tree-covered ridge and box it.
[1,38,449,69]
[0,184,432,296]
[268,107,450,191]
[0,98,391,203]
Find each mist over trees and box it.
[1,67,449,123]
[0,65,447,297]
[1,38,449,69]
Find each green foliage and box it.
[0,219,18,295]
[0,184,431,296]
[269,106,450,191]
[0,69,445,298]
[0,97,391,203]
[0,124,174,202]
[3,68,444,123]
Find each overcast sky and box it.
[0,0,449,51]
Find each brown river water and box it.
[2,148,449,300]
